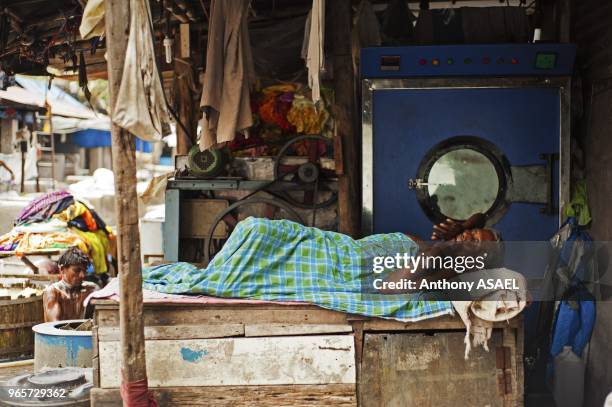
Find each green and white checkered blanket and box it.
[142,217,453,321]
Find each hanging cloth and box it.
[302,0,325,103]
[79,0,105,40]
[112,0,169,142]
[199,0,255,151]
[564,180,592,226]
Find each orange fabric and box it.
[81,209,97,231]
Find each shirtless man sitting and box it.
[42,247,97,322]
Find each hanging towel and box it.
[199,0,255,151]
[112,0,169,142]
[302,0,325,103]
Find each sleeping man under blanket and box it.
[142,213,504,322]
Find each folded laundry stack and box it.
[0,190,115,274]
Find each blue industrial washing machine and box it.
[361,44,576,242]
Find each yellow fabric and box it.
[14,231,88,256]
[71,228,110,274]
[287,96,330,134]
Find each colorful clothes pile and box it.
[143,217,453,322]
[230,83,333,157]
[0,190,115,274]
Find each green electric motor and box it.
[187,145,228,178]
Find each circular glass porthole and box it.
[415,137,511,223]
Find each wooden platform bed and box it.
[90,300,524,407]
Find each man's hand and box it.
[430,213,487,241]
[431,218,463,240]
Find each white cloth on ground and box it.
[112,0,170,142]
[198,0,255,152]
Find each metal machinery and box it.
[164,135,338,263]
[361,44,577,384]
[361,43,576,240]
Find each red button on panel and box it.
[511,57,519,64]
[419,58,427,65]
[483,56,491,64]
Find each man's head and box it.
[57,247,90,288]
[454,228,499,242]
[453,228,504,269]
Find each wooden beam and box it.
[558,0,571,43]
[174,58,197,154]
[103,0,149,397]
[91,384,357,407]
[179,24,190,58]
[330,1,360,237]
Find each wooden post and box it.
[559,0,571,43]
[330,1,360,237]
[20,143,25,194]
[174,58,196,155]
[104,0,149,399]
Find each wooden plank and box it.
[360,331,505,407]
[179,23,190,58]
[244,323,352,337]
[363,314,521,331]
[0,273,59,281]
[95,305,350,327]
[91,384,357,407]
[99,335,356,388]
[174,58,197,154]
[98,324,244,341]
[92,325,100,388]
[514,321,525,407]
[502,322,523,407]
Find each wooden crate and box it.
[0,295,44,360]
[90,301,523,407]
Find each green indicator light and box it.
[447,58,454,65]
[535,53,557,69]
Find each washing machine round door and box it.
[415,136,511,224]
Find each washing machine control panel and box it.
[361,44,575,78]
